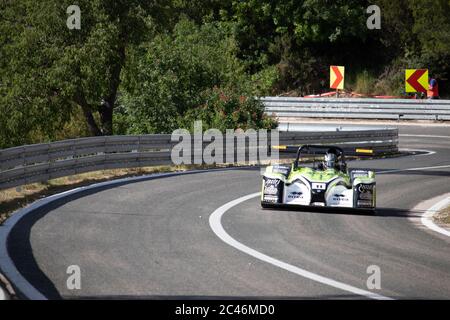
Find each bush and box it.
[353,70,377,95]
[179,87,277,132]
[118,18,278,135]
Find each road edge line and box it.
[420,195,450,237]
[0,168,247,300]
[209,192,393,300]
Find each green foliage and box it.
[408,0,450,96]
[118,19,277,134]
[179,88,277,132]
[1,0,450,149]
[409,0,450,61]
[377,0,450,96]
[352,71,377,95]
[229,0,374,94]
[0,0,171,148]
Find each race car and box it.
[261,145,376,211]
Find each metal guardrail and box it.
[279,129,398,154]
[0,130,398,190]
[0,135,174,190]
[262,97,450,121]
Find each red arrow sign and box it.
[331,66,344,89]
[406,69,427,93]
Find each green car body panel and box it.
[261,146,376,210]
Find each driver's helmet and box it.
[323,152,338,170]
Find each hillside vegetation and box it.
[0,0,449,148]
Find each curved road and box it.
[5,125,450,299]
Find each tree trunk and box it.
[74,91,102,136]
[82,107,102,136]
[99,102,113,135]
[99,45,126,136]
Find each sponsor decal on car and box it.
[263,195,278,203]
[332,194,349,202]
[312,183,326,190]
[356,184,374,200]
[264,185,279,195]
[265,179,281,187]
[352,170,370,178]
[287,191,304,199]
[311,202,326,206]
[272,165,290,176]
[263,177,284,204]
[359,191,373,200]
[357,200,373,207]
[358,184,374,192]
[264,178,282,195]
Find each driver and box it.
[322,151,339,171]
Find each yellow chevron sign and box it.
[330,66,345,90]
[405,69,428,93]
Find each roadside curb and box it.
[0,284,7,300]
[422,196,450,237]
[0,272,15,300]
[0,167,250,300]
[411,193,450,238]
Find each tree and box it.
[375,0,450,95]
[409,0,450,76]
[0,0,170,146]
[118,18,277,134]
[227,0,375,93]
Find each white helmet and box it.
[323,153,337,170]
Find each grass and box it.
[0,152,402,226]
[353,70,377,95]
[0,165,207,225]
[0,160,291,226]
[347,69,405,97]
[434,205,450,228]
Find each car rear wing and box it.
[273,145,376,157]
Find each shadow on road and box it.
[8,202,64,299]
[4,167,263,299]
[262,205,424,218]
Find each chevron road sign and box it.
[330,66,345,90]
[405,69,428,93]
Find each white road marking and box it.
[421,197,450,237]
[399,148,436,156]
[209,192,393,300]
[378,164,450,174]
[210,162,450,299]
[398,133,448,156]
[1,161,448,299]
[400,134,450,139]
[0,285,7,300]
[0,170,223,300]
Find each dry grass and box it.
[0,154,390,226]
[353,71,377,95]
[0,165,208,225]
[0,161,291,225]
[434,205,450,228]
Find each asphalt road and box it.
[6,125,450,299]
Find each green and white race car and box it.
[261,145,376,211]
